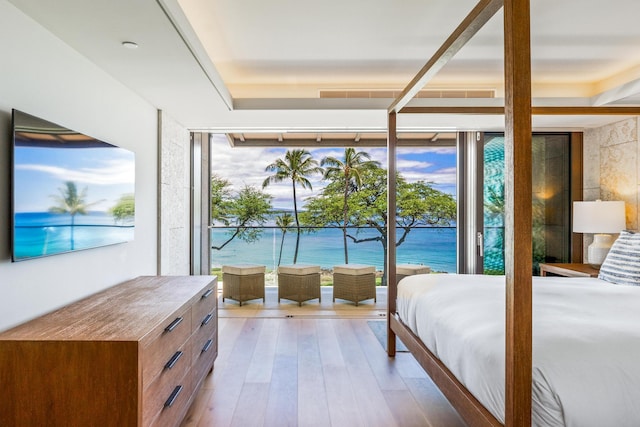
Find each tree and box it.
[321,148,380,264]
[262,149,323,263]
[210,176,272,250]
[110,194,135,224]
[211,175,233,225]
[303,167,456,285]
[49,181,101,250]
[275,212,294,266]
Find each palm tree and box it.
[322,148,380,264]
[275,212,293,266]
[49,181,99,250]
[263,149,323,263]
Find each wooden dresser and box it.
[0,275,218,427]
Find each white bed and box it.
[397,274,640,427]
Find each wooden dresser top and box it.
[0,275,216,342]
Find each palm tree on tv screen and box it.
[49,181,99,250]
[322,147,380,264]
[263,149,323,263]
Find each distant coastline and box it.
[211,226,456,273]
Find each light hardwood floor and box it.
[180,287,467,427]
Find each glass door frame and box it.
[457,131,584,275]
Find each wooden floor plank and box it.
[297,320,331,427]
[333,319,399,427]
[263,319,299,427]
[352,320,408,391]
[316,319,363,426]
[245,318,281,383]
[203,317,246,388]
[180,387,213,427]
[230,383,271,427]
[404,377,467,427]
[393,351,433,379]
[383,389,432,427]
[196,318,262,427]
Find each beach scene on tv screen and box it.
[13,132,135,261]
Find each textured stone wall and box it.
[583,117,640,255]
[158,111,191,275]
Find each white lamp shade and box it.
[573,200,626,234]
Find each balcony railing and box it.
[210,225,457,285]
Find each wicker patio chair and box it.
[332,264,376,306]
[277,264,321,306]
[222,264,265,306]
[396,264,431,285]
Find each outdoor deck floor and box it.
[218,286,388,319]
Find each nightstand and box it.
[539,263,600,278]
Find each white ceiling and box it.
[8,0,640,133]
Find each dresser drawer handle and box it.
[201,313,213,326]
[201,289,213,299]
[202,339,213,353]
[164,351,183,370]
[164,385,183,408]
[164,317,183,333]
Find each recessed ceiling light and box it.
[121,41,138,49]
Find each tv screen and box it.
[11,109,135,261]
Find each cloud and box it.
[16,158,134,185]
[210,135,458,206]
[211,135,326,209]
[402,167,457,185]
[397,159,434,170]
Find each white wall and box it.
[0,1,158,331]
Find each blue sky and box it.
[14,145,135,213]
[210,134,456,210]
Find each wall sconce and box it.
[573,200,626,267]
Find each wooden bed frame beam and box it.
[399,106,640,115]
[387,112,398,356]
[388,0,503,114]
[390,315,502,427]
[503,0,533,425]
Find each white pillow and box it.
[598,230,640,286]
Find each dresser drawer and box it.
[190,308,217,364]
[148,371,192,427]
[192,332,217,386]
[191,284,217,333]
[191,339,217,387]
[142,306,191,388]
[143,344,191,426]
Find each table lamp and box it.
[573,200,626,267]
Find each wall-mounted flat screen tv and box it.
[11,109,135,261]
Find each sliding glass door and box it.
[482,133,573,275]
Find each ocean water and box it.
[211,227,456,273]
[13,212,134,260]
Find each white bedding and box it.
[397,274,640,427]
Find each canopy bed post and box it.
[503,0,533,425]
[387,112,398,356]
